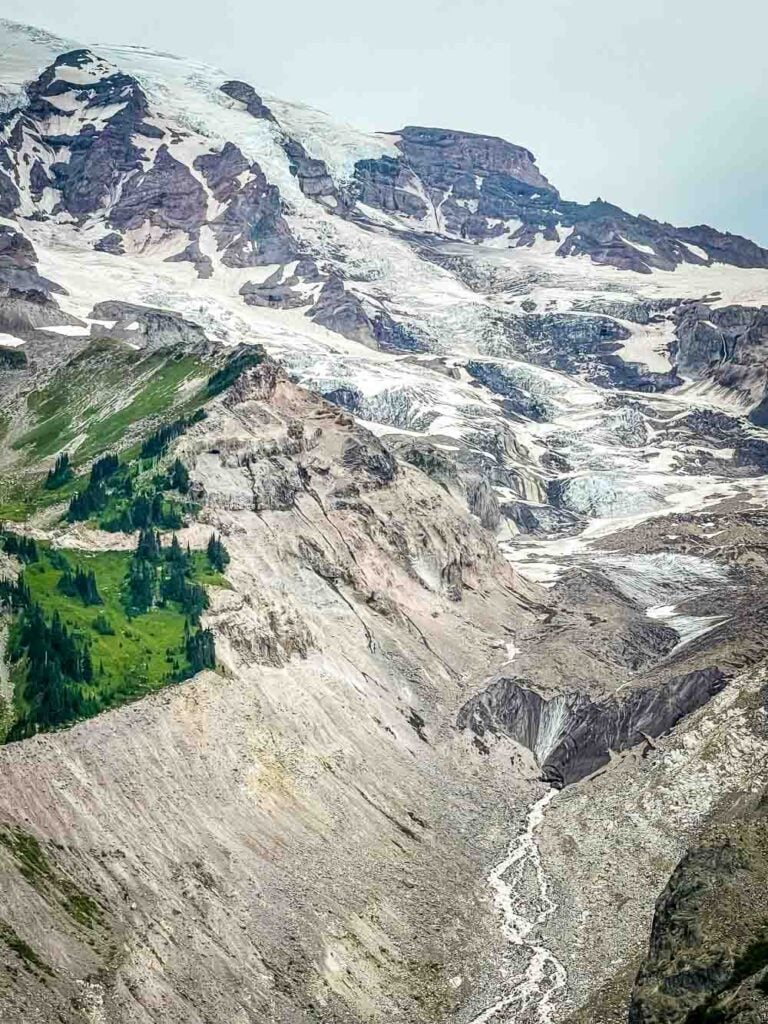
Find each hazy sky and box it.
[3,0,767,243]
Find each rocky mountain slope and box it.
[1,17,768,1024]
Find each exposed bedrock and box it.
[0,225,76,339]
[219,80,277,122]
[353,128,768,272]
[457,669,726,787]
[220,80,345,209]
[672,301,768,419]
[305,275,420,349]
[14,51,161,220]
[629,801,768,1024]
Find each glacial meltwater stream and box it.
[470,790,566,1023]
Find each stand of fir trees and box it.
[57,566,102,606]
[124,532,211,626]
[44,452,74,490]
[67,451,192,533]
[4,596,94,739]
[1,527,219,742]
[206,533,230,572]
[139,409,205,460]
[1,533,39,563]
[186,626,216,673]
[122,530,214,673]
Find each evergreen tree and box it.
[45,452,74,490]
[67,481,107,522]
[140,410,205,460]
[90,453,119,484]
[136,528,162,562]
[7,600,92,733]
[125,558,155,615]
[57,567,102,606]
[2,533,39,563]
[130,494,152,529]
[206,533,230,572]
[92,612,115,636]
[167,533,185,564]
[186,628,216,673]
[48,548,71,572]
[160,558,187,605]
[169,459,190,494]
[181,582,208,623]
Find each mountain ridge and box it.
[2,16,768,1024]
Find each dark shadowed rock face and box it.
[0,54,301,274]
[307,274,375,343]
[304,275,423,350]
[239,260,320,309]
[87,300,210,350]
[220,80,277,122]
[110,145,207,233]
[0,225,74,334]
[397,126,552,189]
[220,81,345,209]
[353,129,768,272]
[353,154,429,220]
[209,162,297,267]
[282,136,347,208]
[18,50,162,219]
[630,806,768,1023]
[342,435,398,486]
[0,168,20,215]
[457,669,726,787]
[194,142,250,203]
[671,301,768,422]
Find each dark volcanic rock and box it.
[397,125,552,191]
[165,237,214,279]
[352,127,768,272]
[342,435,398,486]
[0,169,20,215]
[283,136,346,208]
[630,805,768,1023]
[353,155,429,220]
[220,81,344,208]
[18,51,163,219]
[94,232,125,255]
[194,142,250,203]
[0,226,72,331]
[88,301,210,349]
[307,275,376,344]
[457,668,726,787]
[239,261,319,309]
[672,301,768,418]
[111,145,207,233]
[209,163,297,267]
[220,81,277,122]
[499,500,583,537]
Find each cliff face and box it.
[0,365,542,1023]
[3,17,768,1024]
[630,803,768,1023]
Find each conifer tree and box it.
[206,533,230,572]
[45,452,74,490]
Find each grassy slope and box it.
[0,340,256,742]
[11,547,226,730]
[0,340,209,520]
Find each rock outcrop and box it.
[630,802,768,1023]
[458,669,726,787]
[353,129,768,272]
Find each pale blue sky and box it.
[2,0,767,243]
